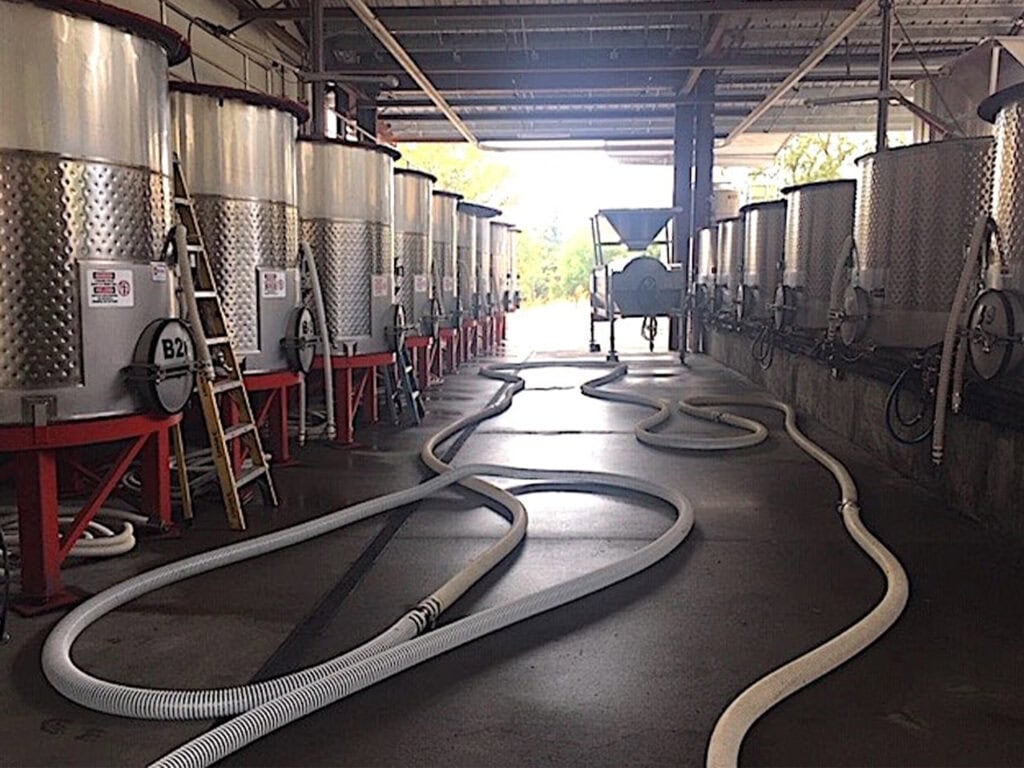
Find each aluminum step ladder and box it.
[171,155,277,530]
[384,342,425,427]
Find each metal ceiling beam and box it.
[341,0,477,144]
[240,1,859,22]
[327,48,956,77]
[372,68,930,93]
[379,107,751,122]
[724,0,878,143]
[681,13,729,95]
[380,93,773,109]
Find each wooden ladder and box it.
[171,155,277,530]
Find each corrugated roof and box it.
[272,0,1024,141]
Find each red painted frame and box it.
[221,370,302,471]
[405,335,436,388]
[312,352,395,444]
[438,327,458,376]
[1,413,180,613]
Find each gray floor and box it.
[2,343,1023,767]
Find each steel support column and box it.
[876,0,894,150]
[311,0,327,137]
[671,103,696,357]
[693,71,716,233]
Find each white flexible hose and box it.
[932,214,987,465]
[705,396,908,767]
[41,364,673,741]
[301,241,337,441]
[40,361,906,768]
[1,507,139,560]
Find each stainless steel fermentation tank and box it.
[458,202,502,319]
[431,190,462,328]
[715,217,745,319]
[394,169,436,336]
[777,180,856,330]
[846,138,993,349]
[455,204,477,321]
[508,227,521,311]
[0,0,194,426]
[297,138,398,356]
[740,201,787,321]
[972,85,1024,378]
[490,221,513,312]
[694,226,718,303]
[171,83,309,372]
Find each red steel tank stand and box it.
[478,316,494,355]
[220,371,303,469]
[405,336,435,388]
[437,327,458,377]
[312,352,395,444]
[461,319,479,362]
[1,413,181,615]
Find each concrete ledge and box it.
[707,328,1024,540]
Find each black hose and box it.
[884,366,934,445]
[750,325,775,370]
[1,526,10,644]
[641,316,658,352]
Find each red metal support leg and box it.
[418,342,431,388]
[335,367,354,444]
[139,427,173,528]
[363,366,379,423]
[14,450,66,609]
[269,386,290,464]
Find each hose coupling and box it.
[837,500,859,517]
[410,599,441,632]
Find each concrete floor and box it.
[3,307,1024,766]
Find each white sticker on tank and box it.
[372,275,389,297]
[150,262,168,282]
[442,276,454,293]
[414,274,429,293]
[261,270,287,299]
[87,269,134,308]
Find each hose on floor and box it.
[42,363,695,768]
[41,361,907,768]
[704,396,909,767]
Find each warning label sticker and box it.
[87,269,134,308]
[261,270,287,299]
[414,274,429,294]
[442,276,454,293]
[371,275,389,298]
[150,262,168,283]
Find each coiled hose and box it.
[41,362,907,768]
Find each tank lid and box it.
[781,178,855,195]
[169,82,310,123]
[717,216,741,225]
[32,0,190,64]
[739,199,786,214]
[978,83,1024,123]
[296,135,401,161]
[491,220,514,229]
[433,189,464,200]
[395,167,438,183]
[458,201,502,218]
[853,135,992,165]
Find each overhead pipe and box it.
[723,0,878,144]
[342,0,479,145]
